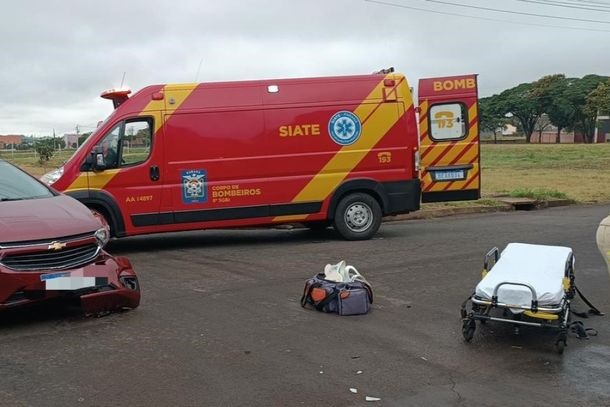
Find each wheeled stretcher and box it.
[461,243,575,354]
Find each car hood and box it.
[0,195,100,243]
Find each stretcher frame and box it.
[461,246,575,354]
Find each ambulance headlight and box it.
[95,227,110,247]
[41,166,64,185]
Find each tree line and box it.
[480,74,610,143]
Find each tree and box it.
[564,75,608,143]
[78,132,92,146]
[479,97,508,143]
[544,77,576,143]
[491,82,542,143]
[534,114,552,141]
[586,79,610,116]
[530,74,567,143]
[35,138,56,163]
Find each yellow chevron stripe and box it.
[67,84,197,192]
[447,168,480,191]
[147,83,198,133]
[274,75,412,222]
[419,99,429,141]
[468,103,477,124]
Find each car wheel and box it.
[333,193,382,241]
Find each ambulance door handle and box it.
[150,165,160,181]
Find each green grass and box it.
[481,143,610,170]
[3,143,610,203]
[508,188,569,200]
[481,143,610,203]
[0,149,75,176]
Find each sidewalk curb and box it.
[277,199,576,230]
[383,198,575,223]
[383,204,512,222]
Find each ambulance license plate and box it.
[433,169,465,181]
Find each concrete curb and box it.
[277,198,576,230]
[383,204,511,222]
[383,198,575,223]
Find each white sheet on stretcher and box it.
[475,243,573,311]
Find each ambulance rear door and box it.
[418,75,480,203]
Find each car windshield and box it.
[0,160,54,201]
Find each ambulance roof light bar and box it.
[100,88,132,109]
[373,67,395,75]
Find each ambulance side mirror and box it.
[90,146,106,172]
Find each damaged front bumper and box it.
[0,253,140,314]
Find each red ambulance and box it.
[43,69,480,240]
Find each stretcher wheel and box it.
[554,332,567,355]
[462,319,476,342]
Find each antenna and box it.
[195,57,204,82]
[120,71,126,88]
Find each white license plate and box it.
[41,272,97,290]
[434,170,465,181]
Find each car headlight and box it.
[95,227,110,247]
[41,166,64,185]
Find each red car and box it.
[0,159,140,314]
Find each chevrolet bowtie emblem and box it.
[48,241,67,251]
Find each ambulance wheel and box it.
[462,319,476,342]
[333,193,382,241]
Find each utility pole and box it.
[75,124,80,148]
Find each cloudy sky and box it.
[1,0,609,136]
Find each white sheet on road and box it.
[475,243,573,310]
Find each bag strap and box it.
[300,280,316,308]
[569,320,599,339]
[575,285,604,316]
[363,282,374,304]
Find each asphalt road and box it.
[2,204,610,407]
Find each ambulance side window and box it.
[429,103,468,141]
[96,124,121,169]
[120,118,153,167]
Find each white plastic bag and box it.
[323,260,369,284]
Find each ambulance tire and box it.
[333,193,382,241]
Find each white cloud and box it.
[1,0,608,135]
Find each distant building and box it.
[531,129,575,144]
[502,124,518,136]
[63,133,79,148]
[531,119,608,144]
[0,134,24,149]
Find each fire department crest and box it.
[328,111,362,146]
[181,169,207,204]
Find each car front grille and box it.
[0,243,100,271]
